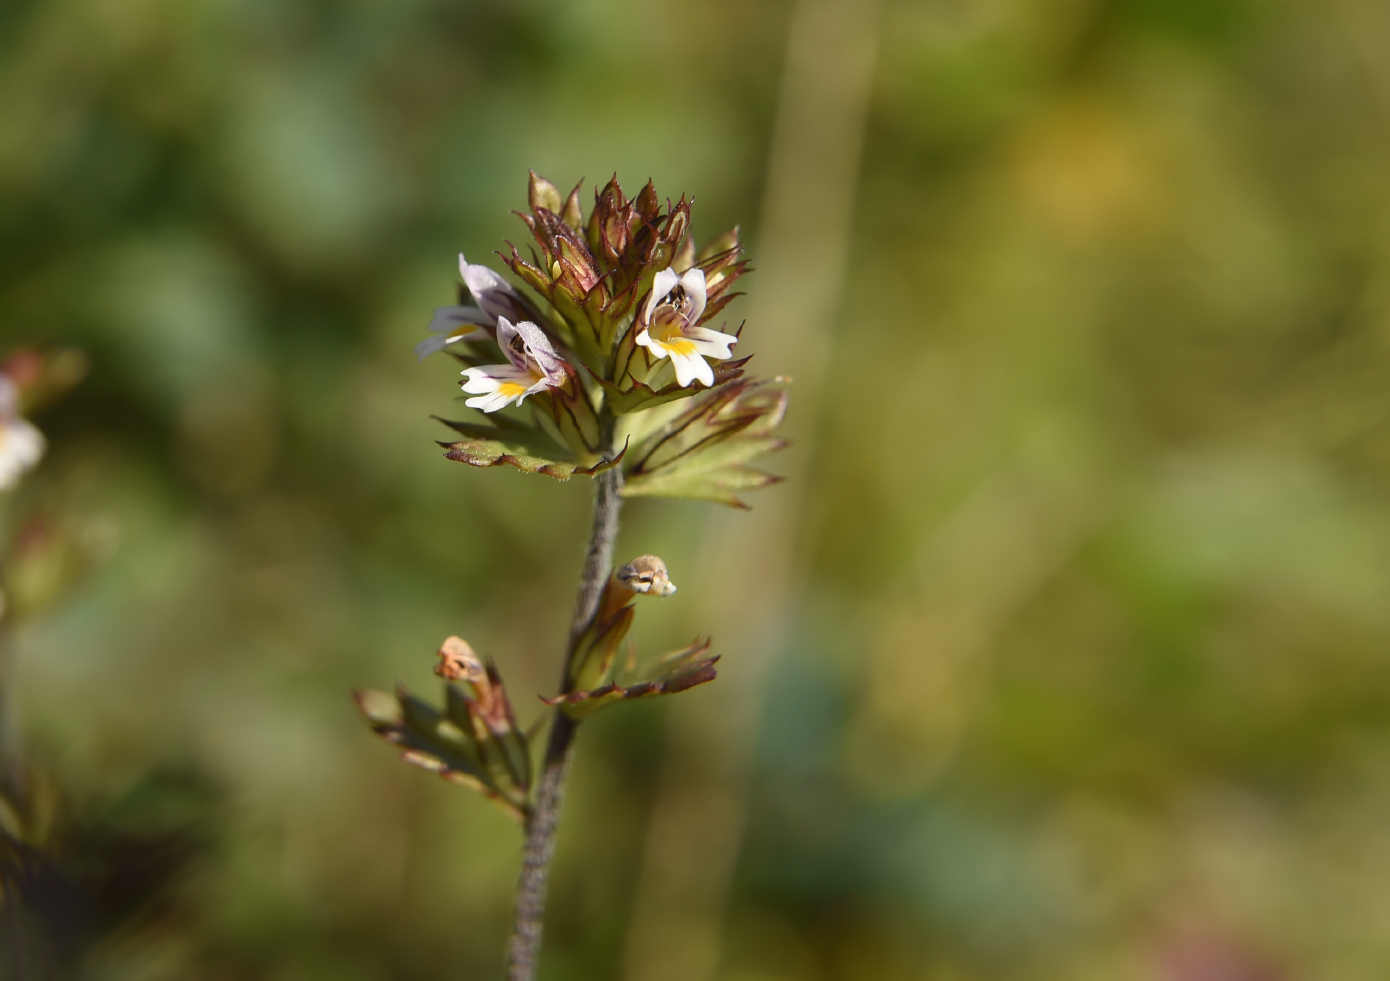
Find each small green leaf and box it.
[543,639,719,720]
[561,180,584,231]
[569,604,635,692]
[439,425,625,480]
[622,380,788,507]
[622,463,784,510]
[598,356,752,416]
[353,686,528,822]
[435,414,568,459]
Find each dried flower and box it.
[614,555,677,597]
[0,374,44,491]
[435,635,487,684]
[461,317,570,413]
[635,268,738,388]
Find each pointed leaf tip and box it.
[528,170,563,213]
[353,689,402,726]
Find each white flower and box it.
[414,306,491,361]
[460,318,569,413]
[0,375,44,491]
[458,253,526,323]
[414,254,529,361]
[635,267,737,388]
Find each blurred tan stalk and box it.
[621,1,881,979]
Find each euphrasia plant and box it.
[353,173,788,980]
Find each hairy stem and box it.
[507,450,624,981]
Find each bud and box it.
[528,169,563,214]
[671,233,697,273]
[561,180,584,231]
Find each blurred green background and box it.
[6,0,1390,978]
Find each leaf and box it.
[621,462,785,510]
[353,687,527,821]
[436,414,568,459]
[622,379,789,508]
[436,414,625,480]
[598,356,753,415]
[354,638,542,822]
[569,604,635,692]
[543,639,720,720]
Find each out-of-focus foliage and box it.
[3,0,1390,978]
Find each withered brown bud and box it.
[435,635,486,683]
[615,555,677,597]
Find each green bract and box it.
[355,639,534,822]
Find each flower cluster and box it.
[420,173,784,497]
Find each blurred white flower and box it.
[461,318,569,413]
[0,375,44,490]
[635,267,737,388]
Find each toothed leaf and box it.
[543,639,719,720]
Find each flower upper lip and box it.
[415,255,533,361]
[498,317,568,384]
[459,254,526,324]
[642,267,708,329]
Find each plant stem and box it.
[506,450,624,981]
[0,624,21,801]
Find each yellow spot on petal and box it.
[663,339,698,357]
